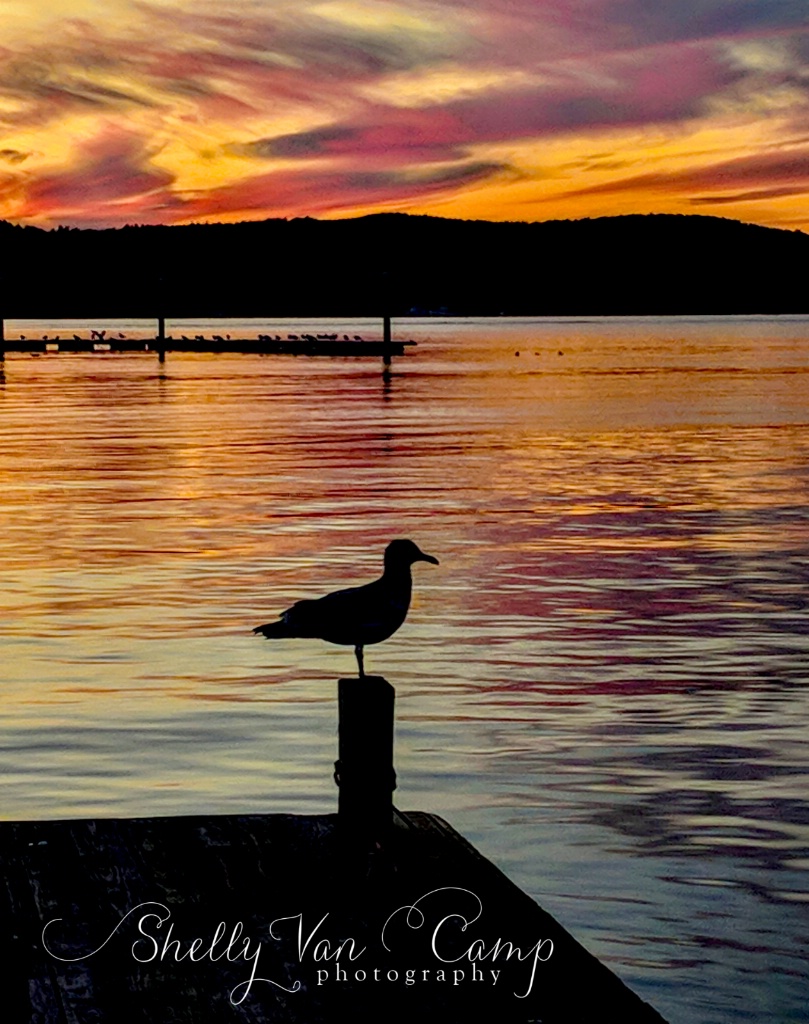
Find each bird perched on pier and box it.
[253,539,438,677]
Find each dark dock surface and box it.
[0,338,415,357]
[0,809,668,1023]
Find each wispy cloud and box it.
[12,126,177,226]
[0,0,805,228]
[177,157,512,222]
[560,147,809,203]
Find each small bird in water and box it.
[253,539,439,677]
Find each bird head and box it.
[384,538,439,569]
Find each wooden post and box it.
[382,314,393,369]
[335,676,396,836]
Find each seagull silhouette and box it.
[253,539,439,677]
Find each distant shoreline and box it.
[1,213,807,317]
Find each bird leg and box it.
[355,645,365,679]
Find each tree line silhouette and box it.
[0,212,805,317]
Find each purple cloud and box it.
[558,147,809,204]
[0,1,806,227]
[175,158,509,222]
[17,127,176,224]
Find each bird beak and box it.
[418,551,439,565]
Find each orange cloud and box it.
[0,1,805,228]
[13,127,177,226]
[560,147,809,205]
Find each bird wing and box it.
[253,596,331,639]
[285,581,374,637]
[276,577,407,645]
[254,585,374,640]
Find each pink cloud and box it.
[16,127,176,223]
[560,147,809,201]
[443,40,743,138]
[690,185,809,204]
[235,38,740,172]
[0,2,806,227]
[173,159,506,222]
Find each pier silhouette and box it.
[0,323,414,359]
[0,669,668,1022]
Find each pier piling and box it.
[335,676,396,837]
[0,666,668,1022]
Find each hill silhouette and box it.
[0,213,805,317]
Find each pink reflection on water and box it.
[0,319,808,1023]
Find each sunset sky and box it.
[0,0,807,230]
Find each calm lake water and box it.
[1,316,808,1023]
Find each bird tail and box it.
[253,620,289,639]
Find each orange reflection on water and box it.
[1,318,808,1023]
